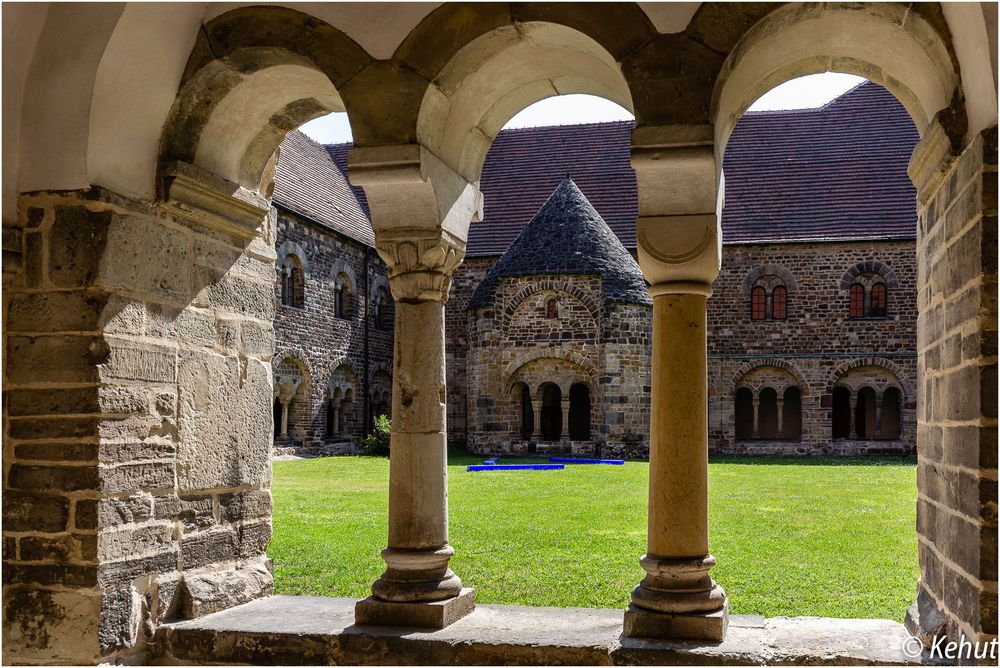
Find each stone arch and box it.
[368,274,391,303]
[741,264,798,296]
[503,280,600,322]
[712,3,963,164]
[413,17,636,182]
[839,260,900,291]
[327,362,357,396]
[157,6,372,194]
[732,359,809,396]
[827,357,914,398]
[502,348,598,393]
[276,241,310,272]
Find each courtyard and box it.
[270,454,918,621]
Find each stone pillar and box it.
[874,397,883,440]
[624,135,727,641]
[330,399,341,436]
[776,397,785,438]
[848,391,856,439]
[279,399,290,437]
[561,398,571,441]
[751,395,760,439]
[532,399,542,439]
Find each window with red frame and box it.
[772,285,787,320]
[849,283,865,318]
[870,283,887,317]
[751,286,766,320]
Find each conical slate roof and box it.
[468,178,650,309]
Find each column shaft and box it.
[532,400,542,439]
[280,400,289,437]
[751,396,760,439]
[561,399,571,441]
[776,398,785,438]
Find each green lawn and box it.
[269,452,918,620]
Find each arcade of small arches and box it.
[511,379,592,443]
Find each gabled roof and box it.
[273,131,374,245]
[721,81,918,244]
[468,178,651,309]
[274,81,918,253]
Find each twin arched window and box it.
[750,277,787,321]
[279,255,304,308]
[334,273,353,319]
[849,275,888,318]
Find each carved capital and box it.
[375,228,466,303]
[637,214,721,287]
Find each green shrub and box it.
[362,414,391,456]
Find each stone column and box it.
[624,136,727,641]
[874,397,883,440]
[848,391,856,439]
[279,399,290,437]
[751,395,760,439]
[330,399,341,436]
[532,399,543,439]
[354,227,475,628]
[776,397,785,438]
[561,398,571,441]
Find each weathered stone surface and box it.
[181,528,238,568]
[156,597,922,666]
[219,490,272,523]
[99,587,142,652]
[98,523,175,562]
[8,464,100,493]
[49,206,112,287]
[355,588,476,629]
[154,494,214,529]
[99,338,177,384]
[176,351,270,491]
[7,290,109,333]
[95,495,154,528]
[6,335,106,384]
[2,588,102,663]
[179,564,273,619]
[9,416,99,440]
[14,442,99,462]
[97,213,190,301]
[100,462,175,494]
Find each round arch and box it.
[712,3,962,162]
[502,348,598,391]
[826,357,914,398]
[741,264,799,296]
[415,21,634,183]
[732,359,810,396]
[839,260,900,292]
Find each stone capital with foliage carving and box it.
[375,228,466,303]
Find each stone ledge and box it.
[156,595,922,666]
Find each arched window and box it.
[832,386,851,438]
[279,255,305,308]
[849,273,889,318]
[335,273,353,319]
[772,286,787,320]
[540,383,562,441]
[374,287,393,330]
[751,286,766,320]
[881,387,902,439]
[546,298,558,319]
[518,385,533,440]
[855,387,877,439]
[782,386,802,439]
[750,275,789,321]
[758,387,779,439]
[849,283,865,318]
[870,283,887,317]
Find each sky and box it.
[299,72,868,145]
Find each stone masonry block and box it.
[179,563,273,619]
[97,214,190,301]
[49,206,112,287]
[176,351,270,491]
[7,290,110,333]
[2,588,102,663]
[2,493,70,532]
[6,335,106,385]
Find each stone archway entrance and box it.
[540,383,562,441]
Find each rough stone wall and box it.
[465,273,653,456]
[707,240,918,455]
[3,188,275,663]
[908,127,998,650]
[445,257,495,447]
[600,302,652,458]
[272,208,392,453]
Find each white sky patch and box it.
[298,73,869,144]
[748,72,867,111]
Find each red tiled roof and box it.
[275,81,918,254]
[273,131,374,245]
[722,82,918,244]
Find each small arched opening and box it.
[758,387,779,439]
[882,387,902,440]
[832,387,852,439]
[273,399,282,439]
[540,383,562,441]
[568,383,590,441]
[734,387,754,440]
[855,387,877,439]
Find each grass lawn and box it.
[269,452,918,620]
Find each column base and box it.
[623,599,728,642]
[355,588,476,629]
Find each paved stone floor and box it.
[156,595,924,665]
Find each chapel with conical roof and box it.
[465,178,653,456]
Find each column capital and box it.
[376,228,466,303]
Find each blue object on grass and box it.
[483,457,499,465]
[466,463,564,471]
[548,458,624,465]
